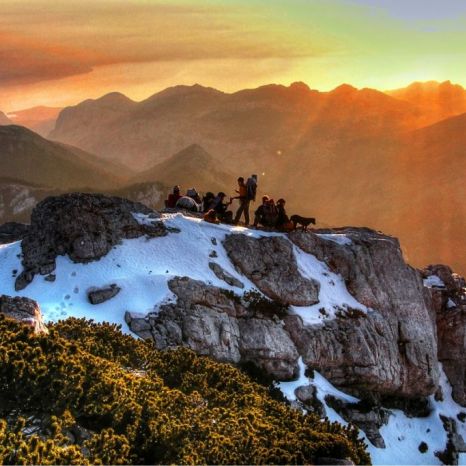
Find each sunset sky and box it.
[2,0,466,111]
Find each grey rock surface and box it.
[223,234,319,306]
[0,222,29,244]
[423,265,466,406]
[208,261,244,288]
[287,228,439,399]
[15,193,167,290]
[0,294,48,334]
[325,395,390,448]
[127,276,299,379]
[88,284,121,305]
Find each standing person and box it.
[233,177,249,225]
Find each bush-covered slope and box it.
[0,316,369,465]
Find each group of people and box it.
[164,174,299,231]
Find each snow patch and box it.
[317,233,352,246]
[279,360,466,466]
[424,275,445,288]
[290,245,368,325]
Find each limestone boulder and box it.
[223,234,319,306]
[0,294,48,334]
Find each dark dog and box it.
[290,215,316,231]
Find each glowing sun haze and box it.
[2,0,466,111]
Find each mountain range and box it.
[1,80,465,274]
[6,106,62,136]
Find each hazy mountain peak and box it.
[0,111,13,125]
[171,143,214,164]
[289,81,311,91]
[331,83,358,94]
[143,84,224,104]
[94,92,135,105]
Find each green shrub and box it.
[0,315,370,465]
[242,290,289,319]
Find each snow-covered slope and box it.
[280,362,466,465]
[0,211,461,465]
[0,213,364,329]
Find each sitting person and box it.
[212,192,233,223]
[203,209,219,224]
[175,195,201,212]
[254,196,278,228]
[165,185,181,208]
[275,198,294,232]
[202,192,216,213]
[186,188,202,205]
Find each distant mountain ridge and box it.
[49,82,422,170]
[387,80,466,124]
[135,143,235,194]
[6,106,62,137]
[0,111,13,125]
[0,125,122,190]
[10,81,466,274]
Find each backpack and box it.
[246,177,257,201]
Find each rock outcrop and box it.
[15,193,167,290]
[0,222,29,244]
[423,265,466,406]
[0,295,47,334]
[208,262,244,288]
[88,284,121,305]
[126,276,299,379]
[287,228,439,399]
[223,234,319,306]
[125,226,440,400]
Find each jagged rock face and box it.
[423,265,466,406]
[126,276,299,379]
[0,295,48,334]
[287,228,439,399]
[0,222,29,244]
[325,395,390,448]
[15,193,167,290]
[223,234,320,306]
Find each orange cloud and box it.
[0,1,328,87]
[0,32,102,86]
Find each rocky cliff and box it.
[1,193,465,464]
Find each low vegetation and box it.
[0,316,370,465]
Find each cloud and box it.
[0,1,330,87]
[0,32,97,86]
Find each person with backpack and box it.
[186,187,202,205]
[275,198,294,232]
[202,192,216,213]
[253,195,278,228]
[212,192,234,223]
[233,177,250,225]
[165,185,182,208]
